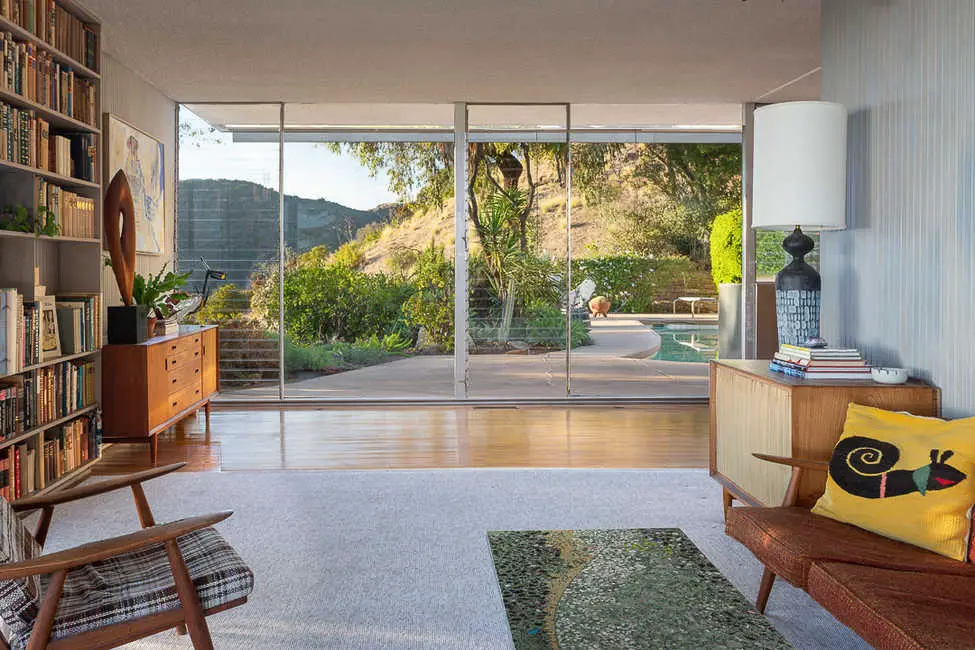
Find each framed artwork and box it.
[104,114,165,255]
[39,296,61,361]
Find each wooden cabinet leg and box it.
[149,436,158,467]
[204,401,211,429]
[722,488,734,521]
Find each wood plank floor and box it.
[93,404,710,475]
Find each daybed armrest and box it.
[752,453,829,508]
[10,462,186,511]
[0,511,232,581]
[752,454,829,472]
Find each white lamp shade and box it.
[752,101,848,230]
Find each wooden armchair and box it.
[0,463,253,650]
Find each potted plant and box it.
[0,205,61,236]
[106,259,191,336]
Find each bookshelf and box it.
[0,0,102,501]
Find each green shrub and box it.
[572,255,654,313]
[523,303,591,349]
[709,207,742,285]
[251,263,414,345]
[285,334,411,373]
[330,241,365,269]
[195,284,250,324]
[402,245,454,350]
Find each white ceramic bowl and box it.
[871,367,909,384]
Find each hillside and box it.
[178,178,395,281]
[358,166,635,274]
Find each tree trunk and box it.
[497,150,523,189]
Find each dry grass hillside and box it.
[359,166,632,274]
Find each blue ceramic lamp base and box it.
[775,226,822,347]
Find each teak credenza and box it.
[709,359,940,516]
[102,325,219,464]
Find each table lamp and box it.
[752,101,847,347]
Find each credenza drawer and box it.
[164,347,201,372]
[161,334,202,359]
[168,383,203,418]
[167,361,202,395]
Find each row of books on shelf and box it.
[24,357,94,427]
[0,32,97,126]
[0,357,94,438]
[0,0,97,71]
[769,343,872,380]
[0,101,95,180]
[0,409,99,500]
[0,290,100,375]
[38,178,94,237]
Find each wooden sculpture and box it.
[104,169,137,305]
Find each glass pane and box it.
[567,141,742,398]
[465,105,571,398]
[280,104,455,398]
[177,103,282,397]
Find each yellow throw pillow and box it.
[811,403,975,561]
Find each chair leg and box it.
[756,568,776,613]
[722,489,734,521]
[165,539,214,650]
[176,623,188,636]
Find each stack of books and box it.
[770,344,872,380]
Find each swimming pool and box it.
[649,323,719,363]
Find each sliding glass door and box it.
[464,105,572,398]
[177,104,282,397]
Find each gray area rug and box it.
[37,469,868,649]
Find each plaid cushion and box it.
[0,498,41,643]
[8,526,253,650]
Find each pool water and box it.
[650,324,719,363]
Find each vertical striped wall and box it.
[820,0,975,417]
[99,53,177,322]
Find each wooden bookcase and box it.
[0,0,102,499]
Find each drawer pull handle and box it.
[195,368,200,374]
[171,344,177,351]
[172,401,178,408]
[172,377,177,384]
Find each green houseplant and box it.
[106,259,191,332]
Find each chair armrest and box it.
[753,454,829,472]
[10,463,186,511]
[0,511,232,580]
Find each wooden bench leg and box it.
[756,568,776,613]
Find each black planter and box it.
[108,305,150,344]
[774,226,822,346]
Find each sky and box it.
[178,109,399,210]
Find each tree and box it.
[635,143,742,264]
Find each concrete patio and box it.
[226,314,712,400]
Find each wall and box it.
[100,53,177,312]
[819,0,975,417]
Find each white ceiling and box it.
[87,0,821,108]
